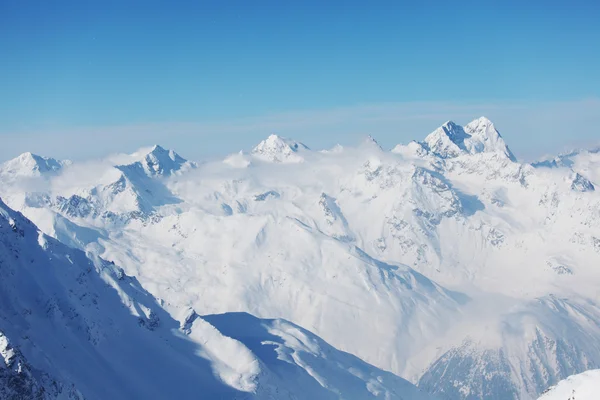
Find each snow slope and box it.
[251,134,309,163]
[422,117,516,161]
[0,198,432,399]
[2,117,600,399]
[538,369,600,400]
[0,152,69,178]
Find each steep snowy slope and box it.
[538,369,600,400]
[0,329,82,399]
[0,197,241,399]
[131,144,196,176]
[0,198,432,399]
[2,117,600,399]
[422,117,516,161]
[193,312,435,400]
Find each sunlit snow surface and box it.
[1,117,600,399]
[537,369,600,400]
[0,199,432,399]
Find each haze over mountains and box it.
[1,117,599,399]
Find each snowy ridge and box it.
[201,312,435,400]
[0,198,237,399]
[23,145,189,225]
[538,369,600,400]
[120,144,196,177]
[0,152,70,178]
[0,330,83,399]
[1,116,600,399]
[423,117,516,161]
[251,134,309,163]
[0,198,431,398]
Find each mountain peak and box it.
[146,144,181,160]
[141,145,192,176]
[423,121,470,158]
[571,172,595,192]
[362,135,383,150]
[464,116,516,161]
[423,117,516,161]
[0,152,67,177]
[149,144,167,153]
[470,116,494,126]
[251,134,309,163]
[442,120,460,128]
[119,145,195,177]
[18,151,35,159]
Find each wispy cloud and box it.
[2,98,599,162]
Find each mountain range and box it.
[1,117,599,399]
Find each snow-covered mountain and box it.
[1,117,600,399]
[538,369,600,399]
[3,145,192,226]
[126,144,197,177]
[0,152,69,178]
[251,134,310,163]
[422,117,516,161]
[0,198,434,399]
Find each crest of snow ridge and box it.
[54,145,189,221]
[538,369,600,399]
[0,152,70,177]
[251,134,309,163]
[531,150,597,192]
[571,172,595,192]
[0,197,437,399]
[532,147,600,169]
[423,117,517,161]
[124,145,195,177]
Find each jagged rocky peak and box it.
[251,134,309,163]
[571,172,595,192]
[360,134,383,151]
[123,145,196,177]
[464,117,517,161]
[0,197,28,236]
[0,152,69,177]
[531,158,562,169]
[0,330,68,400]
[423,117,516,161]
[423,121,469,158]
[142,145,193,176]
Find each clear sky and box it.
[1,0,599,161]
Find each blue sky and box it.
[1,0,599,161]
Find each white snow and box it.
[251,134,309,163]
[0,197,433,399]
[423,117,516,160]
[0,152,69,178]
[538,369,600,400]
[1,116,600,399]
